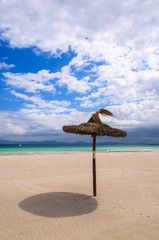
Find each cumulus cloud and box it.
[3,70,56,93]
[57,65,91,93]
[1,0,159,52]
[0,0,159,142]
[3,67,91,95]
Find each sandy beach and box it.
[0,152,159,240]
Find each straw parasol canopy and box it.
[63,109,127,196]
[63,109,126,138]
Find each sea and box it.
[0,145,159,155]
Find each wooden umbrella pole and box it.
[92,135,97,196]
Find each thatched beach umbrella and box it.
[63,109,127,196]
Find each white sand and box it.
[0,152,159,240]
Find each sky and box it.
[0,0,159,144]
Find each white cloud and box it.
[3,70,56,93]
[56,65,91,93]
[107,99,159,129]
[0,61,15,70]
[0,108,91,141]
[0,0,159,52]
[0,112,26,137]
[7,123,26,135]
[10,90,71,113]
[73,45,159,111]
[3,65,92,94]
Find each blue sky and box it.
[0,0,159,144]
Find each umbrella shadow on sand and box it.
[19,192,98,218]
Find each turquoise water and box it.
[0,145,159,155]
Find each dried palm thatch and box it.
[62,108,127,197]
[63,122,127,137]
[63,109,127,137]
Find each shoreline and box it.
[0,145,159,156]
[1,149,159,156]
